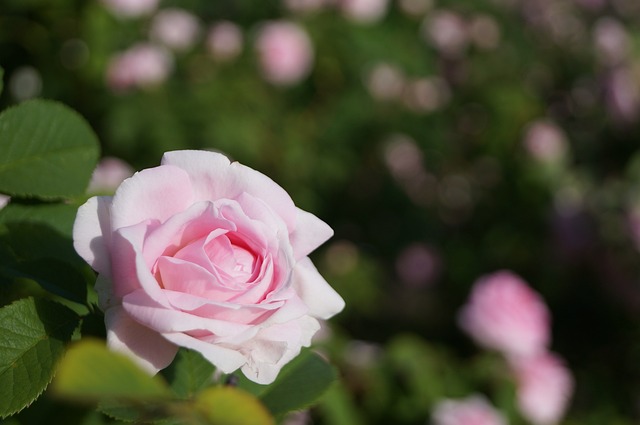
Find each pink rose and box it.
[255,21,314,86]
[458,271,551,358]
[431,395,507,425]
[73,150,344,384]
[511,352,574,425]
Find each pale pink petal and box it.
[122,289,251,336]
[292,257,345,319]
[105,306,179,374]
[73,196,113,276]
[162,332,247,373]
[161,150,297,231]
[142,200,234,266]
[111,221,167,304]
[157,256,238,301]
[290,208,334,259]
[110,164,195,229]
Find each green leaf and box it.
[194,387,274,425]
[161,348,217,399]
[0,297,80,418]
[0,67,4,97]
[0,99,100,199]
[237,350,337,417]
[0,202,80,237]
[0,258,87,305]
[52,339,171,403]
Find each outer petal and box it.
[162,332,247,373]
[73,196,113,276]
[110,164,195,230]
[292,257,345,320]
[161,150,297,231]
[289,208,334,260]
[105,306,179,374]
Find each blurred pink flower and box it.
[338,0,389,24]
[523,120,569,163]
[432,395,507,425]
[87,157,135,194]
[207,21,244,62]
[458,271,551,358]
[422,10,468,57]
[101,0,158,18]
[150,9,201,51]
[511,352,574,425]
[395,243,441,287]
[0,194,9,210]
[366,63,405,101]
[593,17,630,66]
[606,66,640,123]
[106,43,173,91]
[255,21,314,86]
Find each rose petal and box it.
[292,257,345,319]
[290,208,334,260]
[161,150,297,231]
[142,201,235,267]
[162,332,247,373]
[122,289,252,336]
[73,196,113,276]
[110,164,195,230]
[105,306,179,374]
[156,256,238,301]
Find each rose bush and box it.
[73,150,344,384]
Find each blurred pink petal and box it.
[511,352,574,425]
[458,270,551,358]
[207,21,244,62]
[88,157,135,194]
[150,9,201,52]
[101,0,158,18]
[432,395,507,425]
[106,43,173,92]
[338,0,389,24]
[255,21,314,86]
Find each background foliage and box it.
[2,0,640,423]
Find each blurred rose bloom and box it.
[255,21,314,86]
[432,395,507,425]
[87,157,135,194]
[422,10,468,57]
[366,63,405,101]
[150,9,201,52]
[593,17,630,66]
[523,120,569,163]
[511,352,574,425]
[458,271,551,358]
[207,21,244,62]
[338,0,389,24]
[106,43,173,91]
[101,0,158,18]
[0,194,9,210]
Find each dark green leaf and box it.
[0,202,80,237]
[0,99,100,199]
[161,348,217,399]
[237,350,337,417]
[0,297,80,418]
